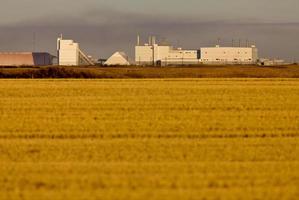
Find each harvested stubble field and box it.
[0,79,299,200]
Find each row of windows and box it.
[203,58,253,61]
[169,55,196,58]
[169,52,196,54]
[204,52,249,54]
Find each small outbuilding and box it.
[104,52,130,66]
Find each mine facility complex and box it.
[135,36,259,66]
[0,34,293,67]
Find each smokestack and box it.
[152,36,156,45]
[57,34,62,51]
[137,34,140,46]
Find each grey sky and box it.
[0,0,298,61]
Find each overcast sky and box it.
[0,0,298,61]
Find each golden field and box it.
[0,79,298,200]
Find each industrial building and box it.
[135,36,259,65]
[201,45,258,64]
[105,52,130,66]
[135,36,200,66]
[0,52,54,66]
[57,36,94,66]
[259,58,287,66]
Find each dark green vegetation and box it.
[0,65,299,78]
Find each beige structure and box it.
[136,45,200,65]
[0,52,53,66]
[201,45,258,64]
[135,36,200,65]
[57,36,94,66]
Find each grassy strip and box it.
[0,65,299,78]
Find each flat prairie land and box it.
[0,79,298,200]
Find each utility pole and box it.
[152,46,155,66]
[32,32,36,52]
[152,37,155,66]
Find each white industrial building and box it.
[135,36,258,65]
[201,45,258,64]
[258,58,287,66]
[57,36,94,66]
[105,52,130,66]
[135,36,200,66]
